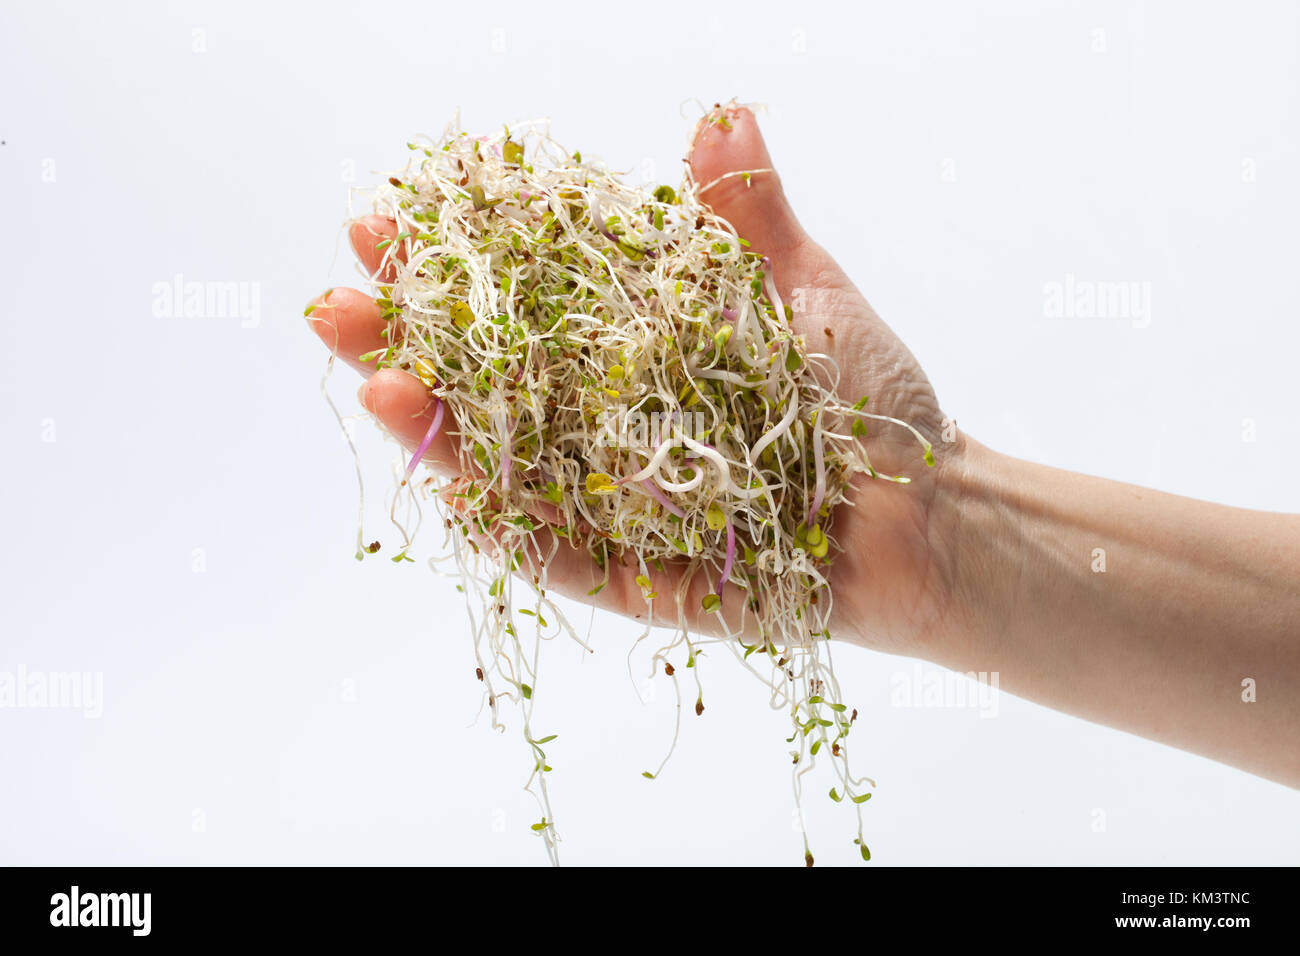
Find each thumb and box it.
[687,104,815,264]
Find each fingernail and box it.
[357,381,370,409]
[347,221,365,260]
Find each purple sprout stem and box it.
[807,428,827,527]
[639,480,685,518]
[402,396,445,484]
[718,514,736,595]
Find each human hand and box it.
[307,106,964,656]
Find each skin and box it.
[308,106,1300,789]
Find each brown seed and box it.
[824,327,833,337]
[695,699,705,716]
[850,709,858,723]
[664,662,675,676]
[475,667,484,681]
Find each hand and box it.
[308,108,1300,787]
[307,106,963,656]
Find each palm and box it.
[786,264,952,655]
[308,107,955,655]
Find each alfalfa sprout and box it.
[338,110,934,866]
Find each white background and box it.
[2,0,1297,865]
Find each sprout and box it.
[349,112,933,867]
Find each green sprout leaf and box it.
[705,505,726,531]
[470,184,502,210]
[450,301,475,328]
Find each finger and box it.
[363,376,586,510]
[450,483,751,636]
[305,287,392,375]
[688,105,811,262]
[527,531,753,636]
[361,368,462,475]
[349,215,402,283]
[688,104,849,315]
[362,374,599,527]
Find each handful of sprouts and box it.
[349,116,933,865]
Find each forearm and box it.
[929,437,1300,786]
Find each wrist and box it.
[909,433,1021,671]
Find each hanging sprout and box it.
[344,112,933,866]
